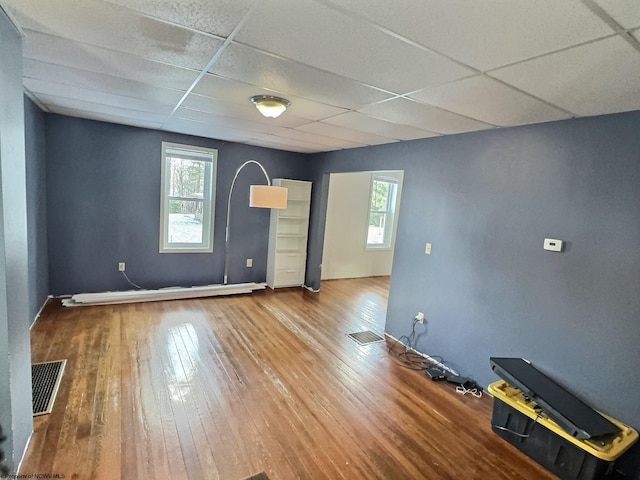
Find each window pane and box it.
[169,158,205,198]
[370,180,390,211]
[168,200,204,244]
[160,142,217,253]
[367,212,387,244]
[366,176,399,249]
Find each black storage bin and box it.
[489,381,638,480]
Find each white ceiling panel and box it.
[410,76,572,127]
[23,60,186,106]
[320,0,614,70]
[191,74,349,120]
[490,37,640,117]
[163,117,259,143]
[181,94,310,128]
[103,0,257,37]
[359,98,494,135]
[173,108,288,135]
[594,0,640,29]
[248,135,333,153]
[7,1,224,70]
[5,0,640,153]
[22,31,200,91]
[275,129,360,149]
[322,112,440,141]
[38,94,170,125]
[236,0,474,93]
[25,78,175,116]
[297,122,396,146]
[48,105,164,131]
[210,43,393,110]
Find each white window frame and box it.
[366,175,399,250]
[159,142,217,253]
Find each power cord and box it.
[388,318,444,370]
[455,383,483,398]
[121,270,144,290]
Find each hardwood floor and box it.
[23,277,556,479]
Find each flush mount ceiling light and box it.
[250,95,290,118]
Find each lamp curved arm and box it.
[223,160,272,285]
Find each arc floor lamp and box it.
[223,160,288,285]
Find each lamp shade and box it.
[249,185,288,208]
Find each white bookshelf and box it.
[266,179,312,289]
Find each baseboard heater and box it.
[62,282,266,307]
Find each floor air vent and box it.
[348,331,384,345]
[32,360,66,416]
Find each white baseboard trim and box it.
[15,428,33,475]
[30,295,53,330]
[62,282,266,307]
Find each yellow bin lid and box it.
[488,380,639,461]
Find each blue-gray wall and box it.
[0,7,33,472]
[307,112,640,461]
[24,97,49,326]
[30,85,640,476]
[45,115,309,295]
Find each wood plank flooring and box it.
[23,277,557,479]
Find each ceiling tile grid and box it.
[233,0,475,94]
[318,0,615,70]
[490,36,640,117]
[409,75,572,127]
[358,98,494,135]
[3,0,640,153]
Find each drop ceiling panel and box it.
[210,43,393,109]
[22,31,200,91]
[594,0,640,29]
[5,0,640,153]
[181,94,310,128]
[358,98,493,135]
[321,0,614,70]
[248,135,335,153]
[103,0,257,37]
[275,129,360,149]
[235,0,473,93]
[25,78,175,116]
[37,94,170,124]
[191,74,349,120]
[163,118,259,143]
[50,105,164,130]
[323,111,440,141]
[173,107,288,136]
[23,60,186,106]
[490,37,640,117]
[6,1,224,70]
[297,122,396,146]
[410,76,572,127]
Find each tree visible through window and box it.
[160,142,217,253]
[367,176,398,248]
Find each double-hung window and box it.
[160,142,217,253]
[366,175,398,249]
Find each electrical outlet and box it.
[246,258,253,268]
[425,243,432,255]
[415,311,425,323]
[118,262,125,272]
